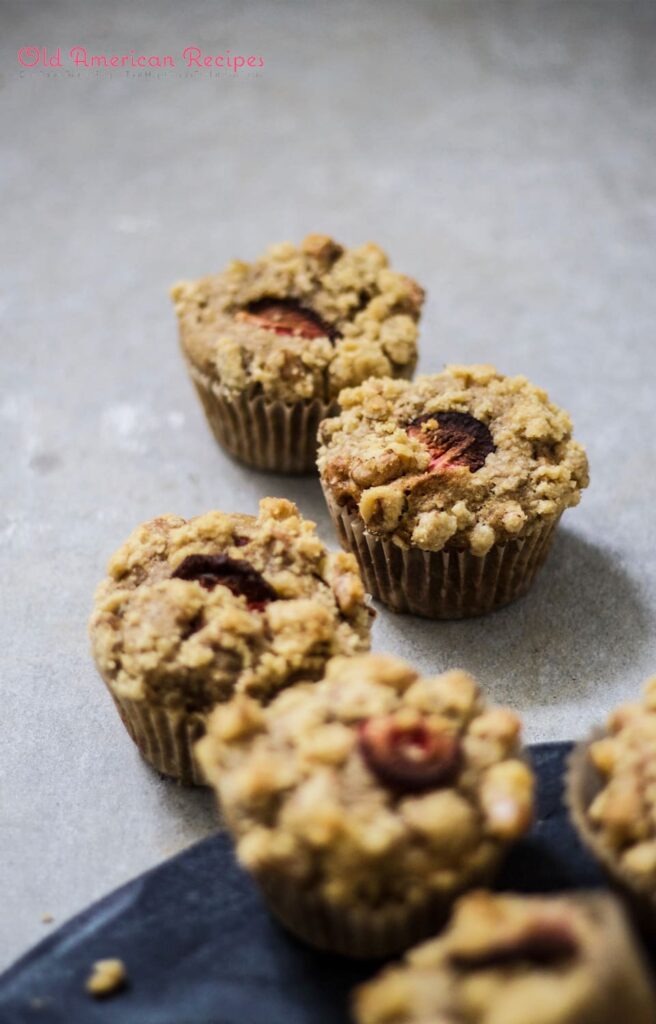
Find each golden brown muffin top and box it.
[586,676,656,890]
[89,498,372,713]
[318,365,589,554]
[170,234,423,403]
[196,655,534,909]
[354,891,655,1024]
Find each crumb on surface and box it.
[40,913,54,924]
[85,958,127,998]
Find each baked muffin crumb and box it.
[171,235,423,404]
[318,365,589,553]
[90,498,372,714]
[586,676,656,888]
[197,655,534,910]
[85,959,127,998]
[354,891,655,1024]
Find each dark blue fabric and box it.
[0,743,607,1024]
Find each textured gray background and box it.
[2,0,656,969]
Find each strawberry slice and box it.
[172,554,277,612]
[235,299,337,341]
[358,714,462,792]
[407,411,495,472]
[451,917,579,969]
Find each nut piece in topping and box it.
[359,711,461,792]
[85,959,127,998]
[171,553,278,610]
[479,760,534,839]
[301,233,345,262]
[235,298,338,341]
[407,411,495,473]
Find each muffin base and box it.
[566,736,656,936]
[322,495,560,619]
[109,691,207,786]
[255,863,501,959]
[188,365,336,474]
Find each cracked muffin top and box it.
[89,498,372,713]
[170,234,423,404]
[196,655,534,908]
[318,365,589,555]
[354,891,655,1024]
[585,676,656,891]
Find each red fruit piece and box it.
[358,714,461,792]
[171,554,277,611]
[235,299,338,341]
[451,918,579,969]
[407,411,495,472]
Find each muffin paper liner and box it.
[322,493,560,619]
[254,859,502,959]
[109,691,207,786]
[189,366,336,474]
[566,734,656,935]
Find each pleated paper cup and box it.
[188,365,336,474]
[566,735,656,936]
[322,493,560,619]
[109,690,207,786]
[255,858,502,959]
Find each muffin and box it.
[567,676,656,928]
[318,364,589,618]
[196,654,535,957]
[170,234,424,473]
[89,498,372,785]
[353,890,656,1024]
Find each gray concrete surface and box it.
[3,0,656,970]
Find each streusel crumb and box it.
[587,676,656,888]
[318,365,589,553]
[171,235,423,403]
[354,891,655,1024]
[197,655,534,909]
[90,498,372,712]
[85,959,127,998]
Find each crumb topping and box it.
[354,892,653,1024]
[89,498,372,712]
[318,365,589,553]
[170,234,423,403]
[587,676,656,889]
[85,959,127,998]
[196,656,534,909]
